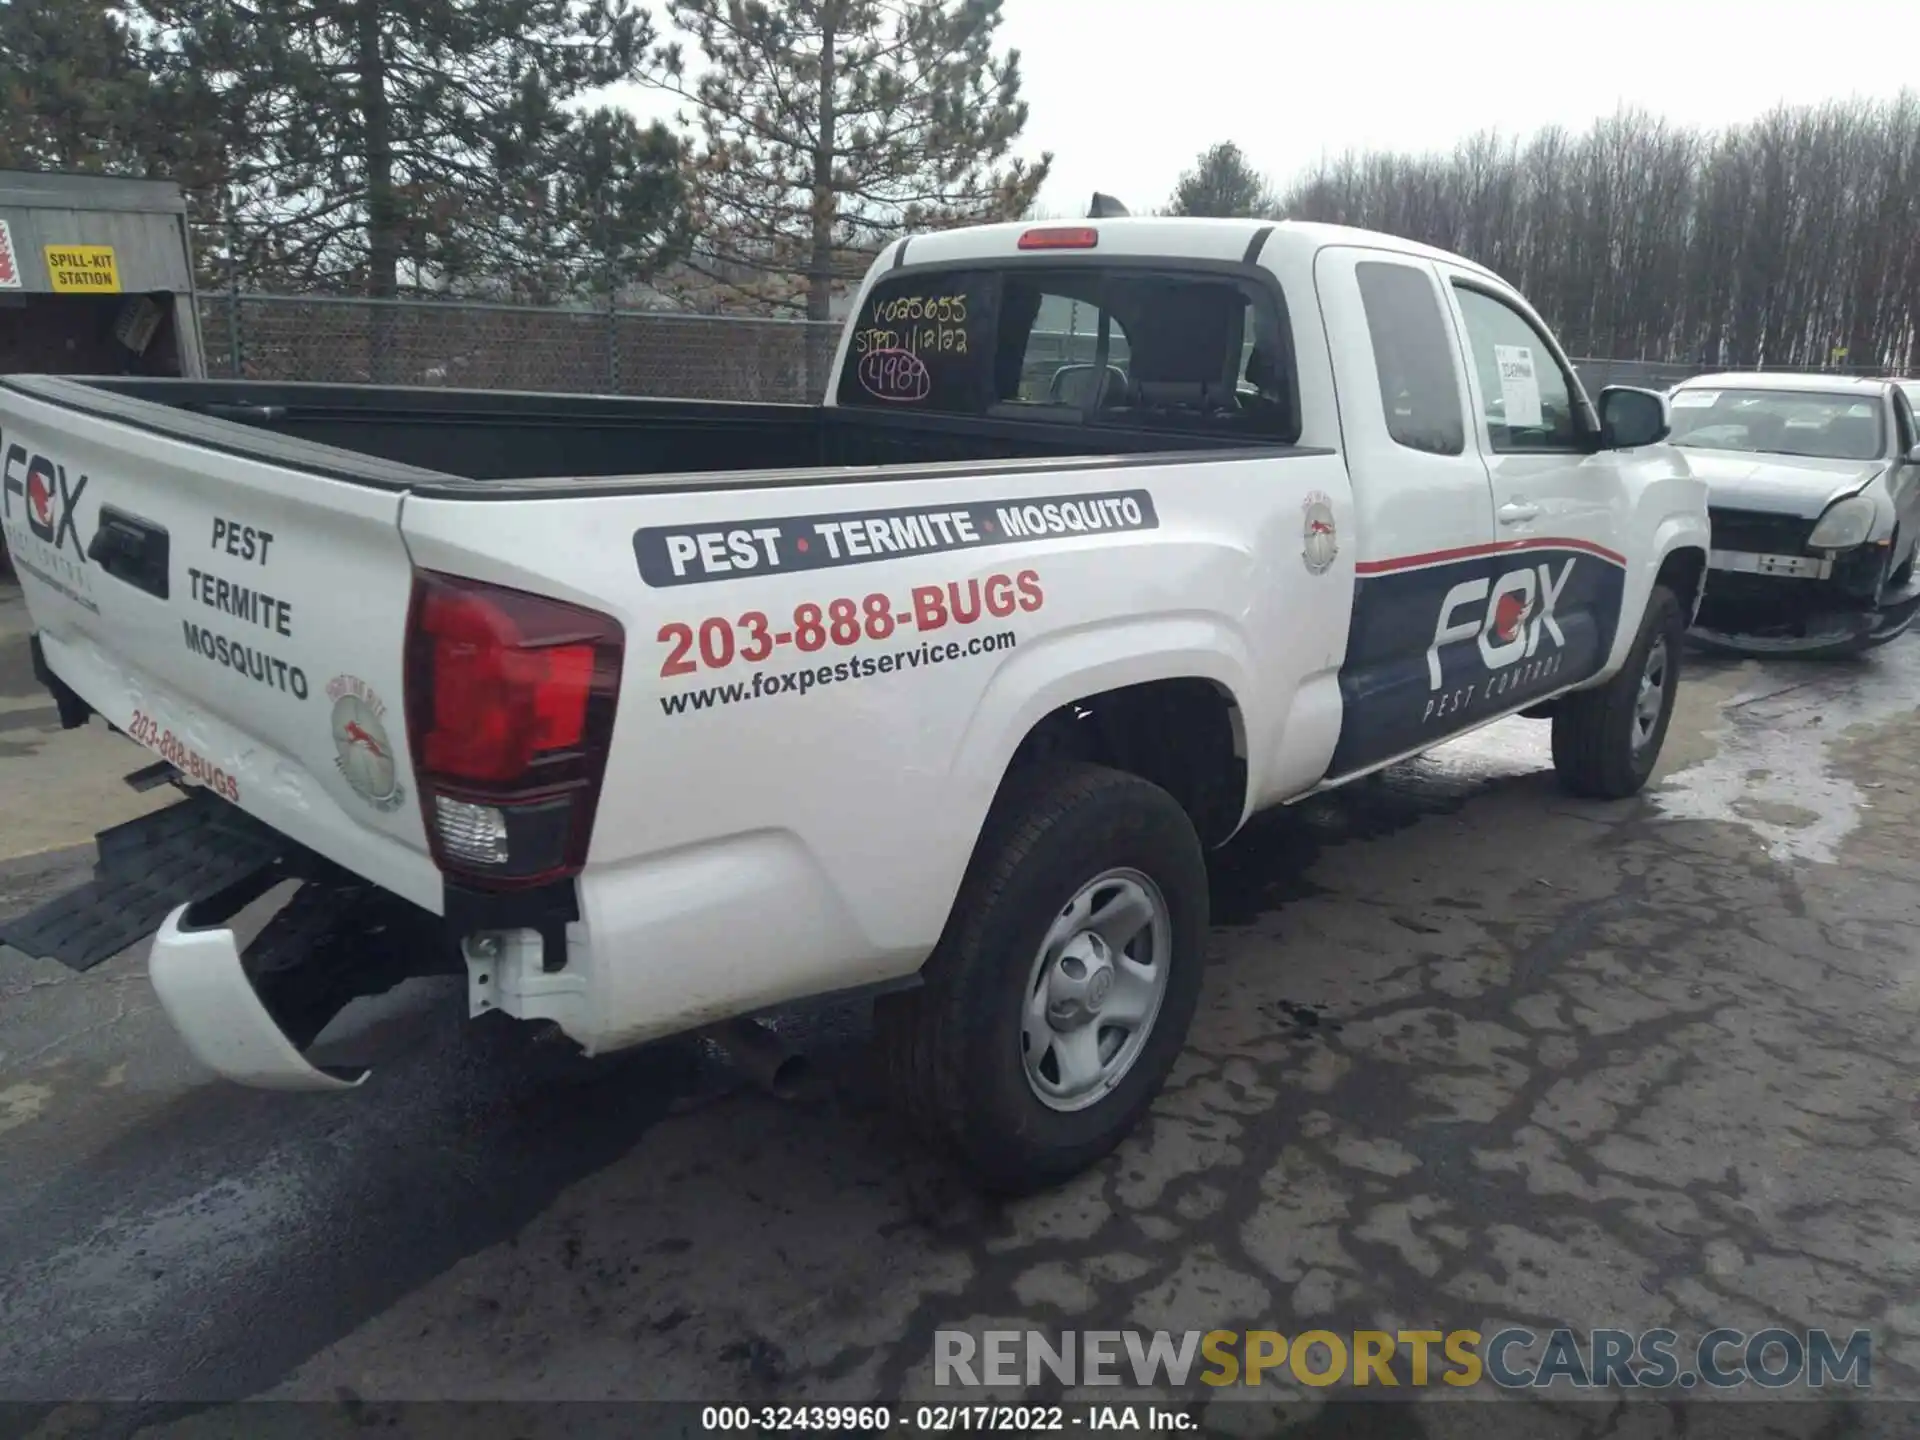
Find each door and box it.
[1440,270,1631,712]
[1312,247,1500,779]
[1889,385,1920,575]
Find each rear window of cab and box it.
[834,264,1300,444]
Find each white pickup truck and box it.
[0,217,1708,1192]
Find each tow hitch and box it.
[1,787,453,1089]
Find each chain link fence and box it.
[197,294,1908,405]
[201,295,1910,409]
[199,293,843,402]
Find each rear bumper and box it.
[149,904,366,1091]
[1,787,462,1088]
[2,781,910,1087]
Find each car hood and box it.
[1680,448,1887,518]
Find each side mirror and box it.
[1907,444,1920,465]
[1597,386,1670,450]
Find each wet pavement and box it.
[3,597,1920,1434]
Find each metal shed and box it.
[0,169,207,380]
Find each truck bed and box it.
[8,376,1261,496]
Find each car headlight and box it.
[1808,495,1876,550]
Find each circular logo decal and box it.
[327,676,405,812]
[1302,492,1338,574]
[1086,967,1115,1010]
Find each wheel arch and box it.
[1655,542,1708,624]
[995,675,1250,851]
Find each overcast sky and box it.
[608,0,1918,217]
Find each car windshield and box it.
[1667,388,1885,461]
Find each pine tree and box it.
[644,0,1051,320]
[1168,142,1274,219]
[144,0,689,300]
[0,0,164,174]
[481,107,692,304]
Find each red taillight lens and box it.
[404,571,624,890]
[416,580,600,782]
[533,645,594,750]
[1018,226,1099,250]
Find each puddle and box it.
[1652,637,1920,863]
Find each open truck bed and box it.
[24,375,1255,493]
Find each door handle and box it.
[1498,502,1540,525]
[86,506,171,600]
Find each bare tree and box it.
[1276,93,1920,373]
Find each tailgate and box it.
[0,378,443,913]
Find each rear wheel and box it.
[875,763,1209,1195]
[1551,584,1684,799]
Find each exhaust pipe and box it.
[706,1017,809,1100]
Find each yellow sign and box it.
[44,245,120,294]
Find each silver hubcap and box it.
[1020,868,1172,1112]
[1632,636,1669,752]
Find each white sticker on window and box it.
[1671,390,1719,408]
[1494,344,1542,429]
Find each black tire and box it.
[1551,584,1685,800]
[874,762,1209,1195]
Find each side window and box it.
[1355,261,1466,456]
[1017,292,1131,409]
[1893,389,1916,456]
[1451,285,1581,452]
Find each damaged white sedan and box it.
[1671,373,1920,656]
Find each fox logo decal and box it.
[1427,558,1574,690]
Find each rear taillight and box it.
[403,571,624,890]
